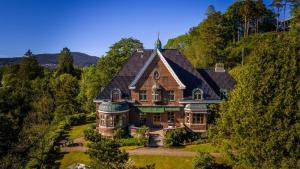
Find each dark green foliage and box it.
[0,153,23,169]
[56,47,75,76]
[164,128,199,147]
[18,50,43,80]
[95,38,142,87]
[213,33,300,168]
[77,66,98,112]
[206,5,216,16]
[192,152,215,169]
[69,113,86,125]
[85,129,129,169]
[53,73,79,117]
[117,137,148,147]
[84,128,102,143]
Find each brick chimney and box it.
[215,63,225,72]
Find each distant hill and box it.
[0,52,99,68]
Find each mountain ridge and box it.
[0,52,99,67]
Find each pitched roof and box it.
[129,49,186,90]
[96,49,225,100]
[198,69,236,96]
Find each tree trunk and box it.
[283,1,287,30]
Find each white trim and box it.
[129,50,157,90]
[97,110,129,114]
[128,49,186,90]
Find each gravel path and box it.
[126,147,196,157]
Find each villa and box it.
[94,38,235,136]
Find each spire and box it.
[155,32,162,51]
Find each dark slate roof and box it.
[198,69,236,96]
[97,49,226,100]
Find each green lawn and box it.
[57,151,91,169]
[130,155,193,169]
[68,123,93,140]
[181,143,219,153]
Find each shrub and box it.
[113,128,127,139]
[86,112,96,121]
[84,128,101,142]
[117,137,147,146]
[164,127,199,147]
[192,152,215,169]
[135,126,149,138]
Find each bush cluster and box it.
[164,127,199,147]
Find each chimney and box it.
[215,63,225,72]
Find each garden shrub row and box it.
[164,127,199,147]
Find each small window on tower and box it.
[111,88,121,101]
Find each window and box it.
[140,113,147,125]
[167,91,175,101]
[220,89,228,99]
[153,113,161,122]
[115,115,123,127]
[111,88,121,101]
[100,114,106,126]
[152,90,161,101]
[167,112,175,123]
[193,113,205,124]
[106,115,113,127]
[139,90,147,101]
[186,113,190,123]
[192,88,203,100]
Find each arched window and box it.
[111,88,121,101]
[192,88,203,100]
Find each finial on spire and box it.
[155,32,162,51]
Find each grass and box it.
[181,143,219,153]
[130,155,193,169]
[68,123,94,140]
[56,151,91,169]
[120,145,143,151]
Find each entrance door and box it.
[167,112,175,126]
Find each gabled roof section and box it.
[128,49,186,90]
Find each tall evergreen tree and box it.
[56,47,75,76]
[213,33,300,168]
[206,5,216,16]
[18,49,43,80]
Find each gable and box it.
[129,49,186,90]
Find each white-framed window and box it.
[100,114,106,126]
[139,90,147,101]
[152,90,161,101]
[111,88,121,101]
[193,113,205,124]
[153,113,161,122]
[192,88,203,100]
[167,90,175,101]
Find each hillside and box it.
[0,52,98,67]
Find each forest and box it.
[0,0,299,169]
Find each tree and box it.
[206,5,216,16]
[240,0,256,37]
[18,49,43,80]
[77,66,98,112]
[213,33,300,168]
[53,73,79,117]
[271,0,283,31]
[184,12,231,68]
[56,47,75,76]
[192,152,215,169]
[85,129,129,169]
[94,38,142,95]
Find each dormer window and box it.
[111,88,121,101]
[220,89,228,99]
[192,88,203,100]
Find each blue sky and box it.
[0,0,275,58]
